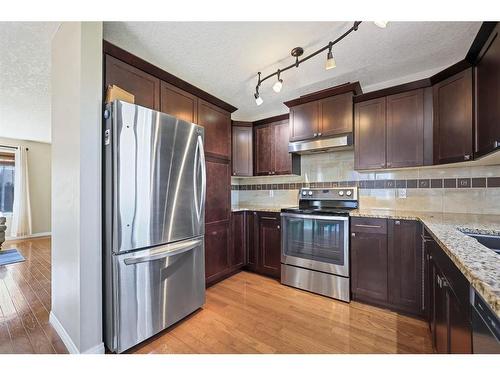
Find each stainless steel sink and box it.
[463,232,500,255]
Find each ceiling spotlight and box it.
[325,45,336,70]
[273,70,283,92]
[254,92,263,106]
[374,21,388,28]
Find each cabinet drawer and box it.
[351,217,387,234]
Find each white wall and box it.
[50,21,103,354]
[0,137,51,237]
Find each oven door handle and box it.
[280,212,349,221]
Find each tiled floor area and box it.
[0,237,433,354]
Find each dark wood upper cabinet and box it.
[254,120,299,176]
[254,125,275,175]
[475,23,500,157]
[433,68,473,164]
[160,81,197,123]
[197,99,231,160]
[351,217,388,304]
[289,101,318,142]
[232,124,253,177]
[319,92,354,137]
[388,219,423,315]
[105,54,160,110]
[205,160,230,224]
[386,89,424,168]
[354,97,386,170]
[273,121,293,174]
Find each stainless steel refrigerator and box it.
[103,100,206,353]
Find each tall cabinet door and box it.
[354,97,386,170]
[386,89,424,168]
[273,121,292,175]
[105,55,160,110]
[319,92,353,137]
[258,213,281,279]
[198,99,231,160]
[351,218,388,303]
[254,125,274,175]
[232,125,253,176]
[160,81,197,123]
[433,68,473,164]
[289,101,318,142]
[388,219,423,315]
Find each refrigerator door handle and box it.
[123,238,203,265]
[194,134,206,222]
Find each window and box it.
[0,151,15,214]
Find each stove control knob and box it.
[302,191,307,196]
[308,191,313,196]
[346,190,352,196]
[338,190,344,196]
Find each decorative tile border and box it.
[231,177,500,191]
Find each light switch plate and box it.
[397,188,407,199]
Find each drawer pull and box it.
[261,216,277,220]
[354,224,382,228]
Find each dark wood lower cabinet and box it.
[231,212,246,269]
[351,217,424,316]
[205,221,231,285]
[256,213,281,279]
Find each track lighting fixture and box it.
[253,21,386,105]
[325,43,336,70]
[374,21,388,28]
[273,70,283,93]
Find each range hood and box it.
[288,134,353,154]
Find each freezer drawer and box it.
[106,236,205,353]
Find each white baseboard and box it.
[6,231,51,241]
[49,311,79,354]
[49,311,105,354]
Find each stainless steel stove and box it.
[280,187,358,302]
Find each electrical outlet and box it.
[269,190,274,197]
[397,188,407,199]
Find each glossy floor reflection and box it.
[0,237,67,354]
[130,271,433,354]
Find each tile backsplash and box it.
[231,150,500,214]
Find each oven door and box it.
[281,213,349,277]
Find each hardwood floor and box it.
[0,237,433,354]
[0,237,67,354]
[130,271,433,354]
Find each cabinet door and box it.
[160,81,197,123]
[105,54,160,110]
[448,289,473,354]
[433,68,473,164]
[386,89,424,168]
[319,92,353,137]
[351,218,388,303]
[388,219,423,315]
[198,99,231,160]
[433,267,449,354]
[246,211,259,272]
[231,212,246,268]
[289,101,318,142]
[475,24,500,157]
[232,126,253,176]
[258,213,281,279]
[354,97,386,170]
[273,120,292,175]
[205,160,230,224]
[254,125,274,175]
[205,221,230,284]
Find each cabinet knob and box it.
[387,162,392,167]
[313,133,318,137]
[395,220,400,225]
[277,225,280,229]
[351,232,356,237]
[318,132,322,136]
[268,171,272,175]
[494,140,500,149]
[464,154,471,161]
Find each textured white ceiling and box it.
[104,21,482,121]
[0,22,59,143]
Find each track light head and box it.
[254,92,263,106]
[325,48,336,70]
[374,21,388,28]
[273,70,283,92]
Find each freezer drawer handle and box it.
[123,239,202,265]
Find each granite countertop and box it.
[351,208,500,316]
[231,206,294,213]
